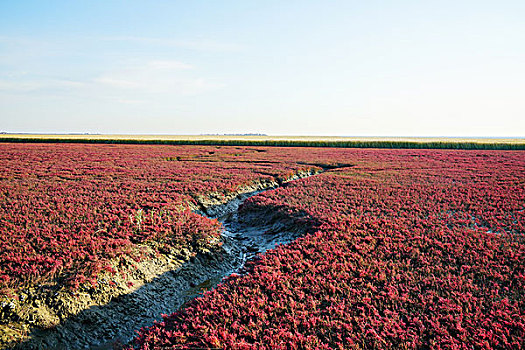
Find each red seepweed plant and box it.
[131,149,524,349]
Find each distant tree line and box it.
[1,137,524,149]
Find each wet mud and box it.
[12,170,322,349]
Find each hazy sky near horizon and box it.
[1,1,524,136]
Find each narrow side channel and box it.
[16,169,326,349]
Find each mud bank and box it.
[191,167,322,218]
[7,169,322,349]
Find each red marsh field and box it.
[0,143,523,349]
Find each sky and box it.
[1,0,524,137]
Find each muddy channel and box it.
[16,174,319,349]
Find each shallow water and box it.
[18,177,313,349]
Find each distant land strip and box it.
[0,135,524,150]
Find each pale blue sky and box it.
[1,0,524,136]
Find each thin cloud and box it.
[92,60,222,96]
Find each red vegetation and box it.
[131,149,525,349]
[0,143,318,291]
